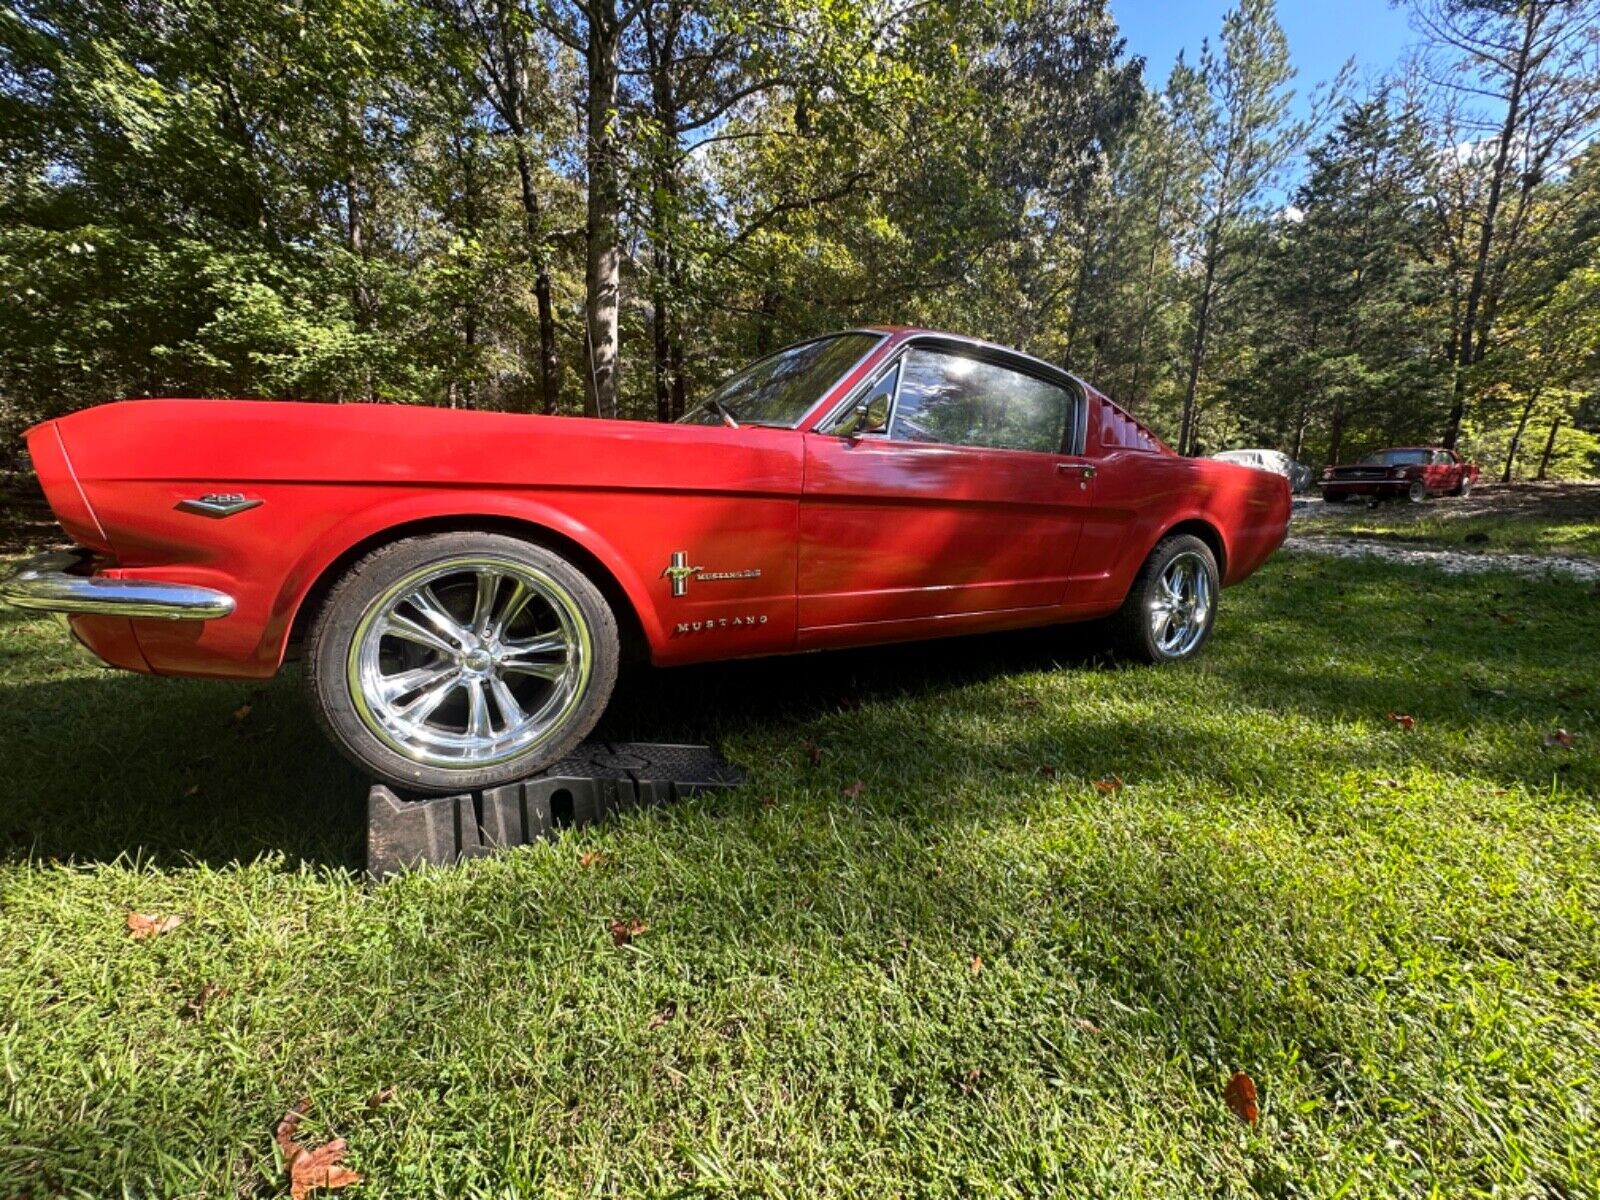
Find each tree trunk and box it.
[1178,225,1221,456]
[1501,388,1541,482]
[1327,395,1346,469]
[1535,415,1561,480]
[1441,2,1538,450]
[513,147,560,416]
[583,8,624,419]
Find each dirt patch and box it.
[1285,535,1600,583]
[1294,480,1600,528]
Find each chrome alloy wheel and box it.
[346,557,592,768]
[1148,550,1213,658]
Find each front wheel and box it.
[1407,478,1428,503]
[1111,534,1220,664]
[306,532,619,793]
[1322,490,1345,504]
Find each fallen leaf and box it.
[1386,712,1416,732]
[841,780,867,799]
[1093,775,1124,793]
[365,1087,395,1110]
[969,955,983,975]
[958,1067,982,1092]
[179,982,225,1020]
[1544,729,1576,750]
[578,851,607,869]
[183,784,200,797]
[1072,1017,1101,1035]
[126,912,183,940]
[803,739,823,767]
[796,896,815,910]
[1037,765,1058,779]
[1494,612,1518,626]
[276,1099,363,1200]
[232,703,253,723]
[647,1004,676,1031]
[610,917,648,946]
[760,794,778,809]
[1224,1071,1259,1125]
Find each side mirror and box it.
[846,394,890,439]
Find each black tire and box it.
[1111,534,1220,665]
[1407,478,1427,504]
[1322,491,1344,504]
[305,532,619,793]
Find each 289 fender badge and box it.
[176,493,264,518]
[661,550,760,597]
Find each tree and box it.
[1170,0,1303,456]
[1410,0,1600,449]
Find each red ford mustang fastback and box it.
[3,328,1289,792]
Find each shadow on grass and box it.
[0,552,1591,871]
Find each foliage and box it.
[0,0,1597,473]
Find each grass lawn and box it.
[1,549,1597,1197]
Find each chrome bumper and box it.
[0,550,235,620]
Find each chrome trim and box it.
[0,550,235,621]
[1148,551,1213,658]
[177,493,263,517]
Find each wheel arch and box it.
[280,510,653,668]
[1153,517,1228,582]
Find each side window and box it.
[889,349,1070,454]
[1433,451,1451,466]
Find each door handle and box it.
[1057,463,1096,479]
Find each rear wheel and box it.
[1456,476,1473,498]
[306,532,619,793]
[1112,535,1219,664]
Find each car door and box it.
[798,342,1093,634]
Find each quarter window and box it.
[889,349,1070,454]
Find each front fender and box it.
[266,491,663,673]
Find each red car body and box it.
[1321,447,1479,502]
[17,328,1288,683]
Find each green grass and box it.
[1,551,1597,1198]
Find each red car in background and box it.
[1321,447,1479,504]
[2,328,1289,793]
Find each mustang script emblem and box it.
[661,550,760,597]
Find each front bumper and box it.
[1321,478,1406,496]
[0,550,235,621]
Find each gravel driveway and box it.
[1284,534,1600,583]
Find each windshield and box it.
[1359,449,1430,466]
[677,333,882,427]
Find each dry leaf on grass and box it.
[179,982,225,1020]
[841,780,867,799]
[969,955,983,975]
[1072,1017,1101,1035]
[365,1087,395,1110]
[1224,1072,1259,1125]
[126,912,183,940]
[232,703,253,723]
[647,1004,677,1031]
[760,794,778,809]
[1093,776,1124,793]
[803,739,823,767]
[275,1099,362,1200]
[610,917,649,946]
[1544,729,1577,750]
[1386,712,1416,732]
[578,851,608,869]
